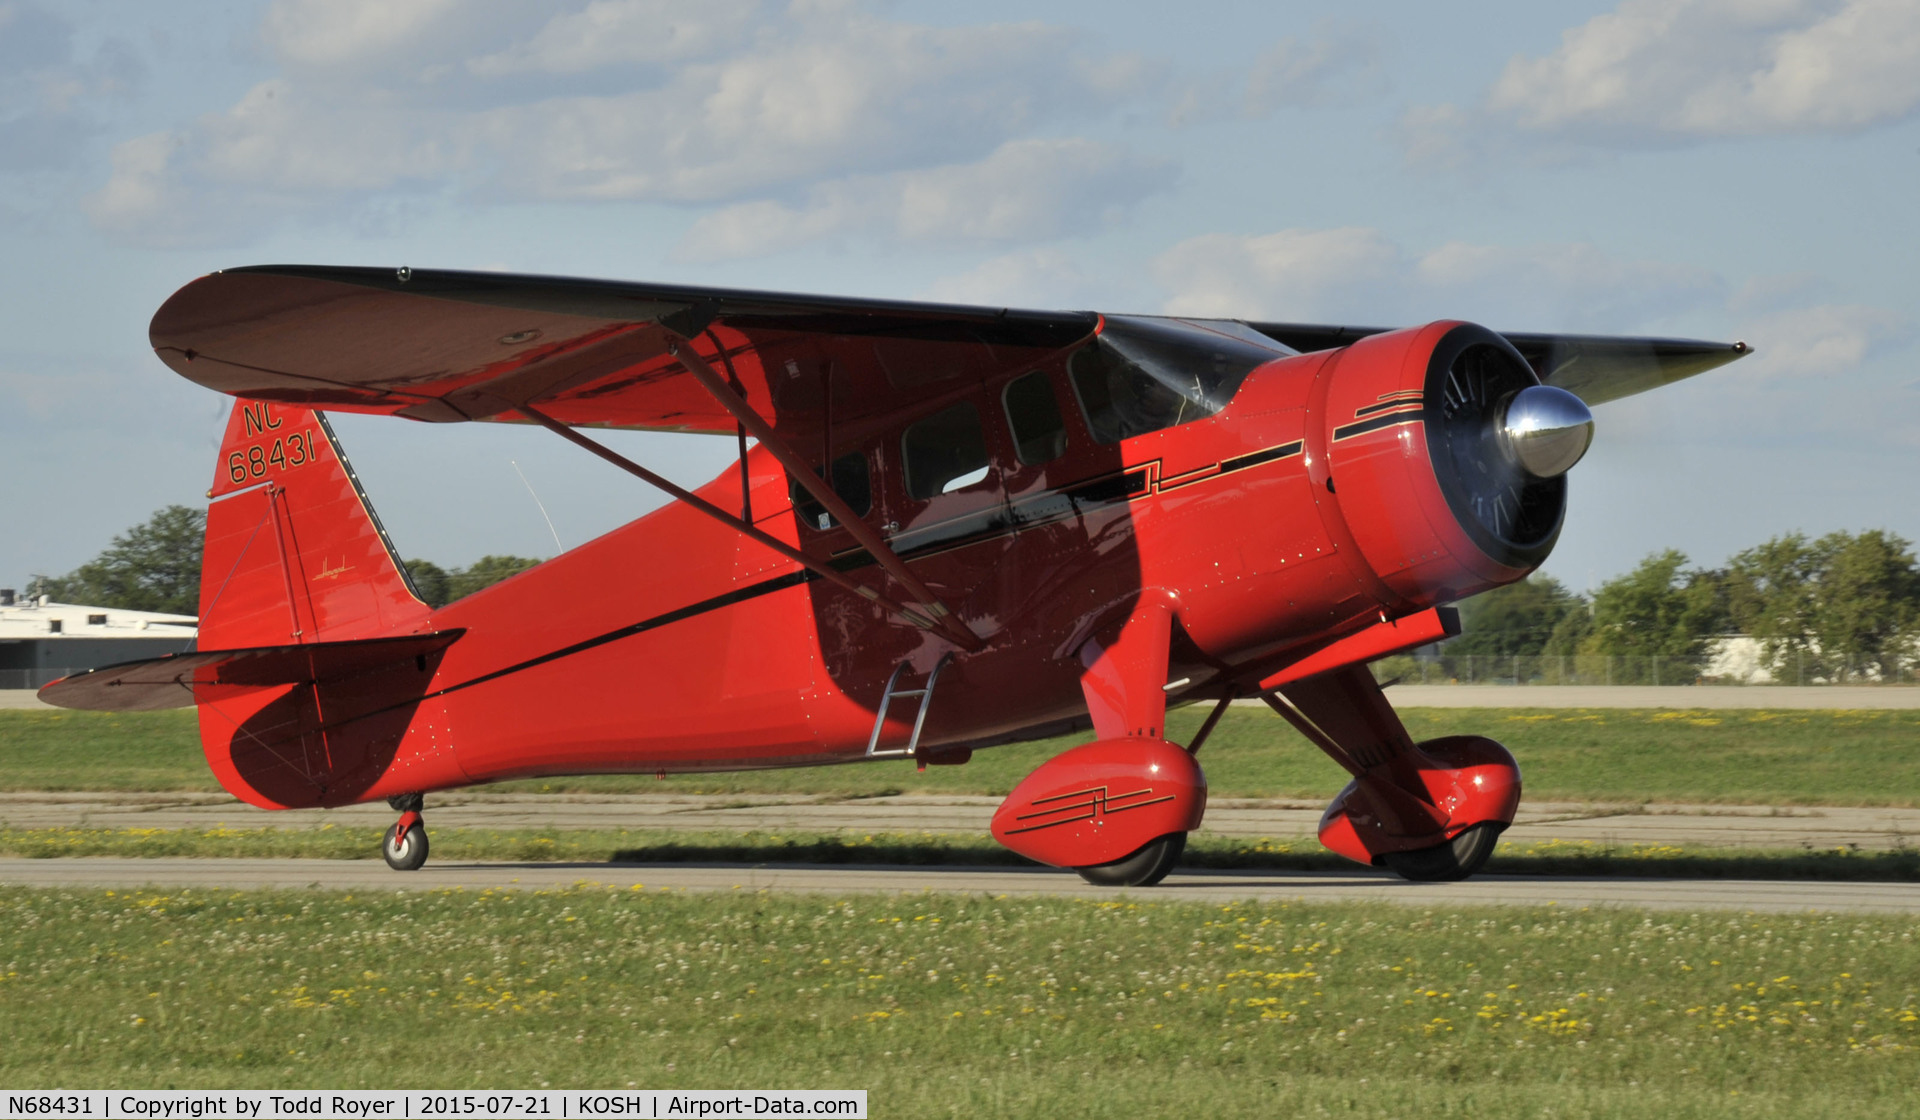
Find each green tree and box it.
[1449,575,1583,657]
[1725,533,1822,676]
[31,505,205,616]
[1541,605,1593,659]
[1814,531,1920,680]
[1577,549,1721,682]
[399,556,543,608]
[404,560,453,609]
[1729,530,1920,681]
[447,555,543,603]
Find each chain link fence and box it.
[1373,652,1920,687]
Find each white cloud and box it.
[1161,22,1385,129]
[0,1,143,173]
[83,131,181,238]
[920,249,1101,309]
[465,0,764,76]
[1155,225,1919,453]
[87,2,1158,247]
[258,0,465,68]
[1733,303,1908,380]
[1420,0,1920,152]
[1155,227,1721,332]
[678,139,1175,258]
[1155,227,1402,321]
[1244,22,1387,115]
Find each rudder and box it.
[201,399,429,647]
[196,399,455,810]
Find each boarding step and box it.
[866,653,954,763]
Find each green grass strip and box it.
[5,825,1920,882]
[1,886,1917,1116]
[8,706,1920,805]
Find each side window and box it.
[1002,370,1067,466]
[791,451,872,530]
[902,401,991,500]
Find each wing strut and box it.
[515,404,966,643]
[665,335,985,652]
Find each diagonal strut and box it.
[516,404,951,637]
[666,334,984,651]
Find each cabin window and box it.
[1068,315,1289,443]
[88,614,107,625]
[790,451,872,530]
[1003,370,1067,465]
[902,401,991,500]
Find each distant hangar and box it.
[0,589,197,689]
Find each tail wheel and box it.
[1075,832,1186,887]
[1381,822,1503,883]
[383,819,429,872]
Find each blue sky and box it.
[3,0,1915,594]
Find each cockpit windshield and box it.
[1068,316,1294,443]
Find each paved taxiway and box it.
[6,687,1913,910]
[7,791,1919,851]
[2,858,1915,913]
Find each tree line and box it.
[1449,530,1919,683]
[24,508,1920,682]
[24,505,540,615]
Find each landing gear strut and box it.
[1265,666,1521,884]
[383,793,428,871]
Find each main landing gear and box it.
[989,598,1208,887]
[1379,821,1503,883]
[1266,667,1521,882]
[989,738,1209,888]
[1073,832,1187,888]
[985,657,1518,887]
[383,793,429,871]
[985,599,1518,887]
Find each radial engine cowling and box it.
[1312,322,1593,606]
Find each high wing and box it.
[152,267,1747,435]
[151,265,1097,439]
[1247,322,1750,406]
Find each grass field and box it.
[1,886,1916,1116]
[6,706,1919,805]
[3,825,1919,882]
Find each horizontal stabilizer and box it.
[37,631,463,713]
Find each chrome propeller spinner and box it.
[1496,385,1594,479]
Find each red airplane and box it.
[43,265,1749,884]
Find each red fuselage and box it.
[282,319,1543,802]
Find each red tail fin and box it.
[201,399,429,647]
[194,400,458,809]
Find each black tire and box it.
[382,820,429,872]
[1381,822,1503,883]
[1075,832,1186,887]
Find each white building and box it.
[0,589,197,689]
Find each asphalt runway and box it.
[6,687,1914,912]
[7,790,1920,851]
[2,857,1915,913]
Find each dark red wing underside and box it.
[151,265,1098,439]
